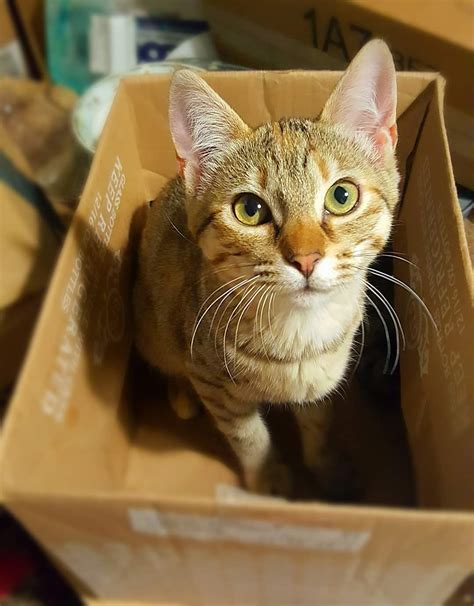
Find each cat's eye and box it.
[233,193,272,226]
[324,181,359,215]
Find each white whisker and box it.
[256,285,273,362]
[195,275,246,322]
[367,267,438,333]
[222,284,259,382]
[367,281,406,351]
[253,284,270,344]
[350,318,365,377]
[190,275,258,358]
[163,211,194,244]
[194,262,255,285]
[233,284,267,370]
[268,289,279,343]
[353,251,418,269]
[365,293,392,374]
[365,282,400,374]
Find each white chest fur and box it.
[236,281,363,404]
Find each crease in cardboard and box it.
[128,507,371,553]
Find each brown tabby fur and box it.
[134,41,399,496]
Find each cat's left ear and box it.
[169,70,250,194]
[320,39,397,160]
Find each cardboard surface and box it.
[1,70,473,605]
[204,0,474,188]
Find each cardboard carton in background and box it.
[204,0,474,190]
[0,70,472,605]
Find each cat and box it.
[133,39,400,498]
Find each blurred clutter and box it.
[47,0,213,92]
[0,1,472,605]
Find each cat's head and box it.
[169,40,399,305]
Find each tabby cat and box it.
[134,40,400,497]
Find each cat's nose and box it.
[290,252,321,278]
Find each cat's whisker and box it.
[208,279,248,340]
[268,292,276,344]
[163,211,194,244]
[195,262,256,285]
[349,318,365,378]
[365,293,392,374]
[366,267,438,333]
[365,281,401,374]
[256,285,273,362]
[352,252,419,269]
[367,281,406,351]
[233,284,267,371]
[191,275,258,358]
[194,275,247,323]
[222,284,260,383]
[213,289,242,355]
[268,287,281,344]
[252,284,268,344]
[213,279,260,357]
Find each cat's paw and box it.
[313,452,361,503]
[245,459,292,498]
[170,389,200,420]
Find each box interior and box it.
[2,71,472,514]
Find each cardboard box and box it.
[1,70,473,605]
[204,0,474,190]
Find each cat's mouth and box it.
[296,282,332,297]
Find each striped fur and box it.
[134,42,399,496]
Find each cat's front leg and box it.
[190,376,291,496]
[294,403,357,500]
[294,403,332,474]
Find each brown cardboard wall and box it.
[394,81,474,509]
[0,71,472,605]
[204,0,474,188]
[0,84,146,496]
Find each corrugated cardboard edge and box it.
[431,77,473,293]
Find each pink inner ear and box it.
[324,41,397,156]
[176,155,185,177]
[389,123,398,147]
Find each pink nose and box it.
[291,252,321,278]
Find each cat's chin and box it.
[288,285,333,308]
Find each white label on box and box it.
[41,155,126,423]
[0,40,28,76]
[128,507,370,553]
[128,507,168,536]
[216,482,286,504]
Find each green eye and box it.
[324,181,359,215]
[233,193,272,226]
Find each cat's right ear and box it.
[169,70,249,194]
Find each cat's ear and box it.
[169,70,249,194]
[320,39,397,160]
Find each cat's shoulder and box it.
[153,175,185,208]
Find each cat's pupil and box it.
[334,186,349,205]
[245,197,260,216]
